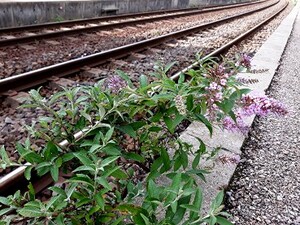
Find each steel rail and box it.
[0,0,288,202]
[0,0,264,35]
[0,0,267,47]
[0,0,279,96]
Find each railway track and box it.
[0,0,281,95]
[0,0,265,48]
[0,0,289,199]
[0,0,275,79]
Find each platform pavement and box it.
[178,1,300,213]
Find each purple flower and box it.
[207,64,227,78]
[209,82,218,90]
[215,92,223,101]
[218,154,241,165]
[240,92,288,117]
[220,79,227,86]
[222,115,249,134]
[103,75,127,94]
[239,54,252,69]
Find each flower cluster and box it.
[222,114,249,134]
[218,154,241,165]
[222,92,288,134]
[174,95,187,116]
[236,77,259,85]
[103,75,127,94]
[238,53,252,69]
[240,92,288,117]
[204,64,230,119]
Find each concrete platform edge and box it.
[178,2,300,213]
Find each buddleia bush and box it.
[0,54,286,224]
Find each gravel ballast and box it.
[226,9,300,225]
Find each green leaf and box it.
[116,70,133,88]
[180,204,199,212]
[0,208,12,217]
[80,111,92,123]
[195,114,213,136]
[48,186,66,198]
[148,126,162,132]
[50,164,59,182]
[74,152,94,166]
[130,121,147,130]
[89,144,102,153]
[35,161,52,170]
[117,204,142,215]
[0,197,10,205]
[163,113,184,134]
[170,201,178,213]
[102,143,121,156]
[192,153,201,170]
[217,99,235,114]
[105,127,114,141]
[116,125,136,138]
[216,216,234,225]
[170,195,191,224]
[229,88,251,100]
[151,93,174,102]
[24,165,33,180]
[111,168,128,179]
[43,141,59,160]
[0,146,10,166]
[150,112,163,122]
[28,183,35,201]
[73,165,95,173]
[147,179,157,199]
[124,152,145,163]
[96,177,112,191]
[100,156,119,169]
[170,173,181,193]
[46,195,61,210]
[61,153,74,162]
[178,73,185,84]
[140,213,151,225]
[139,75,148,88]
[189,188,202,220]
[214,190,224,208]
[55,214,65,225]
[161,148,171,171]
[68,175,94,189]
[18,201,45,217]
[164,61,177,74]
[186,95,194,111]
[95,192,105,210]
[209,215,217,225]
[111,216,126,225]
